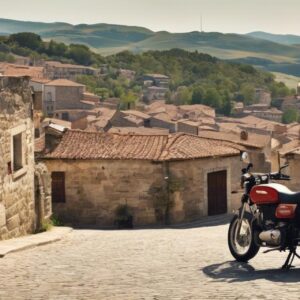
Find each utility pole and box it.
[200,14,203,32]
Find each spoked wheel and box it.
[228,213,260,262]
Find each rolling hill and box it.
[1,18,300,80]
[247,31,300,45]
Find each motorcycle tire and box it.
[228,212,260,262]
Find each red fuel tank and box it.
[250,185,279,205]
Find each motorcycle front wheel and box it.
[228,212,260,262]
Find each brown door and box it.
[207,170,227,215]
[51,172,66,203]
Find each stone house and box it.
[142,74,170,88]
[149,113,177,133]
[198,130,272,172]
[43,79,89,117]
[29,78,51,111]
[243,107,283,123]
[0,76,51,240]
[284,147,300,191]
[109,110,151,128]
[43,61,98,80]
[177,120,199,135]
[255,88,272,106]
[43,130,242,227]
[144,86,169,103]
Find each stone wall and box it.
[44,155,242,227]
[43,85,85,115]
[285,154,300,191]
[168,156,242,223]
[0,76,36,240]
[177,122,198,135]
[150,117,176,133]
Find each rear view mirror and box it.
[241,152,250,163]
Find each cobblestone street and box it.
[0,219,300,299]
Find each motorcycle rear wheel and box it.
[228,212,260,262]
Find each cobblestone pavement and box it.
[0,220,300,300]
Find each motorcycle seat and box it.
[279,190,300,204]
[256,183,300,204]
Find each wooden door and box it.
[207,170,227,215]
[51,172,66,203]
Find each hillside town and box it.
[1,56,300,232]
[1,3,300,297]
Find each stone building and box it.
[0,76,51,240]
[43,61,98,80]
[284,147,300,191]
[43,130,242,227]
[198,130,272,172]
[109,110,151,128]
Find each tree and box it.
[240,84,255,105]
[191,86,205,104]
[174,86,192,105]
[221,90,232,116]
[8,32,42,50]
[120,91,138,109]
[204,88,222,109]
[282,108,299,124]
[68,44,92,65]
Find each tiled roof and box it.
[45,61,96,70]
[108,127,169,135]
[122,110,151,120]
[45,130,240,161]
[45,79,85,87]
[0,63,44,78]
[198,130,270,149]
[34,134,45,153]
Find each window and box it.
[62,112,69,121]
[13,133,23,172]
[51,172,66,203]
[46,92,52,102]
[11,124,26,178]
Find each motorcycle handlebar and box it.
[269,172,290,181]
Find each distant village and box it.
[1,58,300,240]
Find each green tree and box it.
[120,91,138,109]
[68,44,92,65]
[8,32,42,50]
[174,86,192,105]
[191,86,206,104]
[282,108,299,124]
[240,84,255,105]
[204,88,222,109]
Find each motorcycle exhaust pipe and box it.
[259,230,281,244]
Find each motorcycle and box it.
[228,152,300,269]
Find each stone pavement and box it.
[0,227,72,257]
[0,218,299,299]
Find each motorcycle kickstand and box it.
[281,249,297,270]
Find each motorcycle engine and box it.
[259,220,286,246]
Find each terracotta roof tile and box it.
[45,79,85,87]
[198,130,270,149]
[45,130,240,161]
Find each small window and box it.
[51,172,66,203]
[62,112,69,121]
[13,133,23,172]
[46,92,52,102]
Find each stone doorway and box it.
[34,163,52,231]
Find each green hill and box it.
[2,18,300,77]
[247,31,300,45]
[0,18,300,61]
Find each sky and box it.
[0,0,299,34]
